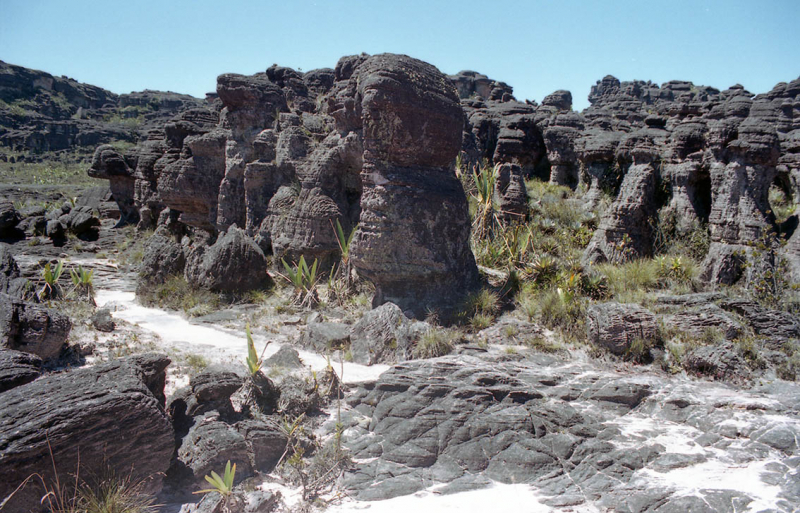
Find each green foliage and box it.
[412,328,455,359]
[194,460,236,497]
[769,183,796,226]
[470,162,499,239]
[625,337,652,363]
[0,159,101,186]
[655,255,698,285]
[596,258,661,298]
[69,266,95,301]
[38,260,65,300]
[245,323,270,376]
[328,219,359,304]
[746,229,791,309]
[652,209,710,260]
[281,255,320,307]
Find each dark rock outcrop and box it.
[184,226,272,293]
[0,349,41,393]
[348,54,480,316]
[0,293,71,360]
[0,354,174,512]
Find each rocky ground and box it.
[1,54,800,513]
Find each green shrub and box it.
[596,258,661,297]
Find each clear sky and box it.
[1,0,798,110]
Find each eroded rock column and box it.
[348,54,480,317]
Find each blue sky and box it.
[1,0,798,110]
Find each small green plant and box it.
[471,162,499,240]
[281,255,320,307]
[38,260,65,301]
[194,460,236,498]
[244,323,270,376]
[69,266,95,301]
[328,219,359,304]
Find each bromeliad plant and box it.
[70,266,95,302]
[281,255,320,308]
[38,260,65,301]
[471,162,500,240]
[194,460,236,498]
[328,219,358,304]
[245,323,270,376]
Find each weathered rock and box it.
[88,144,139,225]
[0,201,20,236]
[349,302,429,365]
[168,366,244,436]
[91,307,116,332]
[0,243,21,295]
[348,54,481,316]
[586,302,658,356]
[0,354,174,512]
[175,413,286,491]
[663,303,743,340]
[300,314,350,353]
[720,298,800,340]
[0,349,41,393]
[684,342,752,383]
[184,226,272,292]
[138,232,186,286]
[189,489,281,513]
[264,345,303,369]
[0,293,71,360]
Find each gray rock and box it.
[91,308,116,332]
[349,302,429,365]
[684,342,752,383]
[586,302,658,356]
[138,232,186,286]
[264,345,303,369]
[185,226,272,293]
[300,315,350,353]
[0,293,72,360]
[176,414,286,491]
[663,303,743,340]
[0,354,174,512]
[0,243,21,296]
[191,489,281,513]
[0,349,41,393]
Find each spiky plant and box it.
[38,260,64,301]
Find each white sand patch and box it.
[95,289,389,385]
[609,414,706,455]
[637,459,784,512]
[325,482,575,513]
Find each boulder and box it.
[175,413,286,491]
[138,232,186,286]
[0,293,72,360]
[663,303,743,340]
[300,314,350,353]
[0,243,21,295]
[185,226,272,293]
[684,342,752,383]
[0,354,174,512]
[91,308,116,332]
[349,302,429,365]
[0,349,41,393]
[586,302,658,356]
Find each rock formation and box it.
[0,354,174,512]
[94,53,480,314]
